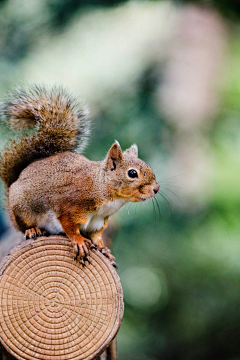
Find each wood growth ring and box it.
[0,236,124,360]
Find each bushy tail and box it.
[0,85,90,187]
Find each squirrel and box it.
[0,85,160,265]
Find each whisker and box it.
[160,186,184,207]
[160,191,175,210]
[151,158,167,168]
[152,198,157,228]
[157,192,174,215]
[154,196,162,222]
[159,174,183,183]
[160,179,182,186]
[134,203,137,222]
[161,183,185,190]
[126,203,132,216]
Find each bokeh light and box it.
[0,1,240,359]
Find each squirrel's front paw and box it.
[72,236,95,265]
[25,227,46,240]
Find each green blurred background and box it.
[0,0,240,359]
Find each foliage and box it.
[0,1,240,360]
[180,0,240,21]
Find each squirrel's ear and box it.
[124,144,138,157]
[105,141,123,170]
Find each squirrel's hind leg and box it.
[25,227,46,239]
[9,204,46,240]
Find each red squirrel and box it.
[0,85,160,265]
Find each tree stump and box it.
[0,235,124,360]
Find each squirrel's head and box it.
[104,141,160,202]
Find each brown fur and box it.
[0,85,159,262]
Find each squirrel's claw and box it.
[73,238,92,264]
[98,247,117,268]
[90,240,98,249]
[25,227,46,240]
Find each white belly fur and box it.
[36,200,127,235]
[37,211,64,234]
[81,199,127,233]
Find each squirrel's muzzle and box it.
[153,183,160,195]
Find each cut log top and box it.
[0,235,124,360]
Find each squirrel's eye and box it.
[128,169,138,178]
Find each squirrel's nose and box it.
[153,183,160,194]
